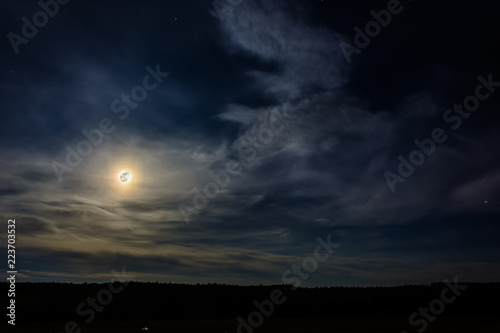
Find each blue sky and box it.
[0,0,499,286]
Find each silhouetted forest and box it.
[3,281,500,323]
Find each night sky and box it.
[1,0,499,286]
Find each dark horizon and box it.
[4,281,500,332]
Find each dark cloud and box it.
[16,216,58,236]
[0,187,29,197]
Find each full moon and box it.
[118,170,132,183]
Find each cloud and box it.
[217,0,348,100]
[451,171,500,211]
[0,0,498,286]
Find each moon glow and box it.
[119,170,132,183]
